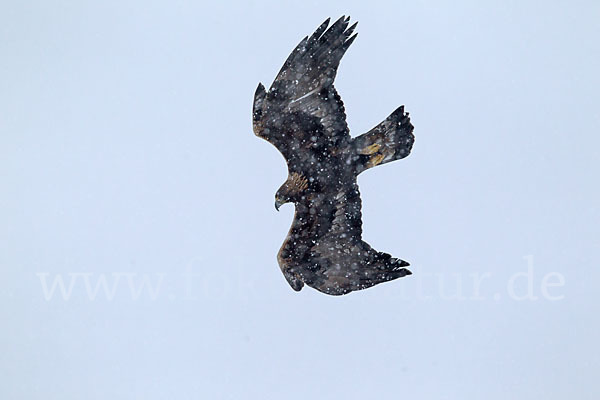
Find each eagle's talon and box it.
[366,153,385,168]
[359,143,382,155]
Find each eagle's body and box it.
[253,17,415,295]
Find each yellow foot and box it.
[366,153,385,169]
[359,143,381,155]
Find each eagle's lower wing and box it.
[282,184,411,295]
[252,17,357,161]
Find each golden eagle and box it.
[253,16,415,295]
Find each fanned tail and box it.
[352,106,414,174]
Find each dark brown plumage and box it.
[253,16,415,295]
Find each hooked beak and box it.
[275,198,283,211]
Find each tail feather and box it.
[352,106,414,174]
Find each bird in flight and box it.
[252,16,415,295]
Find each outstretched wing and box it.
[252,16,357,162]
[279,183,411,295]
[309,185,411,295]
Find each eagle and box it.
[252,16,415,295]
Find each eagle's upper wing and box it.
[280,183,411,295]
[252,17,357,160]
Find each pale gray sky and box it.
[1,1,599,399]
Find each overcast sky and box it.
[1,1,599,399]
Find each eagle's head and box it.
[275,172,309,211]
